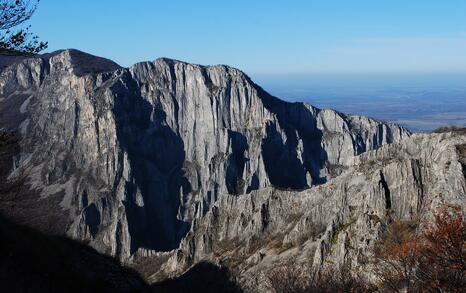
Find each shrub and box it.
[373,219,421,292]
[374,205,466,292]
[267,265,308,293]
[416,205,466,291]
[267,264,374,293]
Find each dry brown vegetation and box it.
[374,204,466,292]
[267,204,465,292]
[267,264,375,293]
[267,265,308,293]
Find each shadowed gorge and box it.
[112,74,190,253]
[151,262,242,293]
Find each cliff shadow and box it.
[151,262,242,293]
[261,121,308,189]
[255,85,328,188]
[0,213,149,292]
[112,75,190,253]
[225,130,249,195]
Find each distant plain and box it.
[256,73,466,132]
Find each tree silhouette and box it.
[0,0,47,54]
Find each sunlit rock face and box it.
[0,50,410,266]
[166,131,466,290]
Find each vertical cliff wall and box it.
[0,49,409,261]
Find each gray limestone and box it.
[2,49,460,291]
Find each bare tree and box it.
[267,265,308,293]
[373,219,421,292]
[374,205,466,292]
[307,265,375,293]
[267,264,374,293]
[0,0,47,54]
[417,205,466,292]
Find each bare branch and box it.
[0,0,46,54]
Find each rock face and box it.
[1,50,465,291]
[0,49,409,262]
[160,130,466,290]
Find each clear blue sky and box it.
[29,0,466,75]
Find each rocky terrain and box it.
[0,49,464,291]
[159,129,466,290]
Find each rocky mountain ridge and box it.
[0,49,408,258]
[2,49,462,292]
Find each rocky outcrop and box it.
[0,49,409,263]
[156,131,466,291]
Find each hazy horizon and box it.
[254,73,466,132]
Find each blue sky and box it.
[29,0,466,75]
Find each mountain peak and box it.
[43,49,122,76]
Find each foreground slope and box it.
[0,215,148,292]
[0,49,408,261]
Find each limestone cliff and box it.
[158,130,465,291]
[3,50,465,292]
[0,50,409,263]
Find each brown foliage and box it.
[417,205,466,291]
[374,205,466,292]
[374,220,421,292]
[433,126,466,135]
